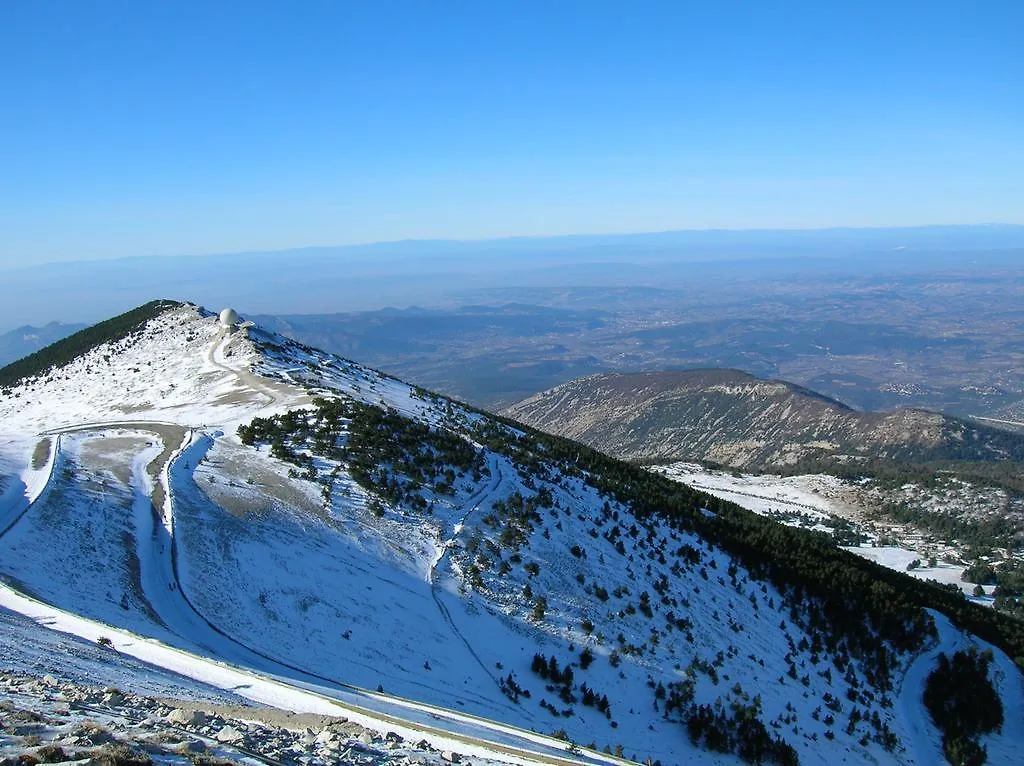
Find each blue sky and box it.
[0,1,1021,266]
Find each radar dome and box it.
[219,308,240,327]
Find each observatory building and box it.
[219,307,240,328]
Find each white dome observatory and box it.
[219,307,240,327]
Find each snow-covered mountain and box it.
[0,301,1021,766]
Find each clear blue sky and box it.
[1,1,1021,266]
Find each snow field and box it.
[655,461,994,604]
[1,303,1022,765]
[0,583,625,766]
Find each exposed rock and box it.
[82,743,151,766]
[314,729,341,749]
[101,692,125,707]
[165,708,205,727]
[0,670,473,766]
[20,746,64,764]
[214,725,245,745]
[177,739,206,755]
[73,725,117,746]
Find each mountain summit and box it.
[503,369,1024,470]
[0,302,1021,765]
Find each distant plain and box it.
[4,225,1023,418]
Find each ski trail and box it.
[896,611,966,766]
[1,432,621,763]
[0,434,59,538]
[164,432,489,706]
[128,431,228,654]
[429,458,507,690]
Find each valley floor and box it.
[652,462,997,604]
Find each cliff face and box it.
[505,369,1012,469]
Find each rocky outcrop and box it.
[0,671,466,766]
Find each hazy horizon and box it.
[2,3,1021,268]
[2,222,1023,333]
[2,221,1023,273]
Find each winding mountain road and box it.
[0,321,640,765]
[0,385,611,766]
[0,425,618,765]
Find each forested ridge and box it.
[0,300,180,389]
[241,389,1024,673]
[924,648,1004,765]
[474,408,1024,672]
[231,339,1024,764]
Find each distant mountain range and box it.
[0,321,86,368]
[504,368,1024,470]
[3,223,1023,329]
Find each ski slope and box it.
[0,425,623,765]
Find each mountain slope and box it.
[503,369,1024,470]
[0,303,1022,765]
[0,320,87,368]
[0,300,178,389]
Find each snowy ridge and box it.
[0,302,1021,765]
